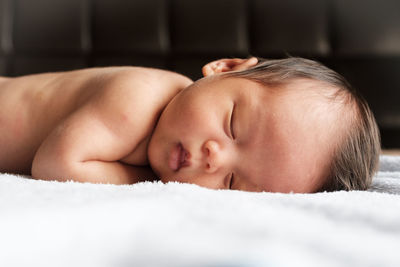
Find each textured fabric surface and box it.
[0,156,399,267]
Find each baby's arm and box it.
[32,68,191,184]
[32,107,151,184]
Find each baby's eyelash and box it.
[229,173,234,189]
[230,104,235,139]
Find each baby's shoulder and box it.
[88,67,192,129]
[99,66,192,94]
[89,67,189,111]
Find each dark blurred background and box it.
[0,0,399,148]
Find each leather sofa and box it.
[1,0,399,147]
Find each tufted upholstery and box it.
[1,0,400,147]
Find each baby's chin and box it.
[159,176,168,183]
[159,175,186,184]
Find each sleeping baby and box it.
[0,57,381,193]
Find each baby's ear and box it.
[202,57,258,77]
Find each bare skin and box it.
[0,58,337,192]
[0,67,192,183]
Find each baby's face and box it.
[148,76,333,193]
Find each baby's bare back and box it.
[0,67,192,178]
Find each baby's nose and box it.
[203,140,224,173]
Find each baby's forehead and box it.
[248,78,345,141]
[235,77,331,104]
[246,82,341,193]
[265,79,346,115]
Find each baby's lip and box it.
[168,143,191,171]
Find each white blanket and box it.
[1,156,400,267]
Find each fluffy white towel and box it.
[371,155,400,195]
[379,155,400,171]
[1,156,400,267]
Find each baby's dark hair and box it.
[223,57,381,192]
